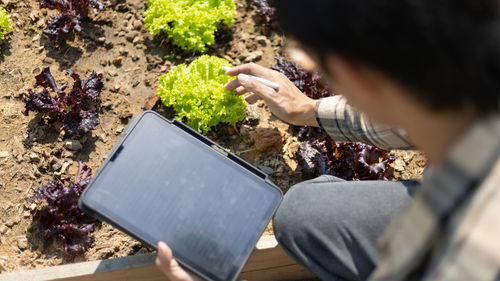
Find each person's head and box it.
[275,0,500,125]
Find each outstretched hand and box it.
[224,63,319,127]
[156,242,204,281]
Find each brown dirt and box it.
[0,0,426,273]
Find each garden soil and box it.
[0,0,426,273]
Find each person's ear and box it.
[325,54,383,109]
[286,47,317,72]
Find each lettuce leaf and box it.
[252,0,277,23]
[297,138,394,181]
[40,0,105,42]
[0,6,12,41]
[27,162,96,254]
[23,68,103,136]
[144,0,236,52]
[158,55,246,134]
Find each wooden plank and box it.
[0,236,315,281]
[240,264,315,281]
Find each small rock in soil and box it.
[29,203,36,211]
[29,152,39,162]
[51,160,62,171]
[108,69,118,77]
[258,165,274,175]
[17,237,28,251]
[0,256,6,271]
[255,35,268,46]
[0,151,9,158]
[0,225,7,235]
[113,56,123,66]
[116,126,124,135]
[16,154,23,162]
[29,10,39,22]
[245,104,260,125]
[64,140,83,151]
[118,108,133,120]
[252,128,282,152]
[119,47,129,56]
[60,162,71,174]
[394,159,406,172]
[243,50,263,63]
[133,20,142,30]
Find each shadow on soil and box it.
[23,114,62,148]
[141,23,236,70]
[40,18,112,71]
[23,113,97,163]
[0,37,12,63]
[26,219,101,265]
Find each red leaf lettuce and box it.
[297,138,394,181]
[23,67,103,136]
[252,0,277,23]
[40,0,105,42]
[27,162,96,254]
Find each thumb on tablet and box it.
[156,242,204,281]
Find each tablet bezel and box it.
[79,111,283,281]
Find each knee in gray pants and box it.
[273,176,418,281]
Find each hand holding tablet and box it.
[156,242,204,281]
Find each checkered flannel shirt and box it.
[315,96,500,281]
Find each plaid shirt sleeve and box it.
[315,96,414,150]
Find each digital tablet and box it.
[79,111,282,281]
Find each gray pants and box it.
[273,175,419,281]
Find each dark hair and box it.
[275,0,500,114]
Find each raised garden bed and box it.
[0,235,315,281]
[0,0,426,277]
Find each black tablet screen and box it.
[82,113,282,281]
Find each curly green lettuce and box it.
[144,0,236,52]
[0,6,12,41]
[158,55,246,134]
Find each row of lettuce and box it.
[0,0,238,52]
[2,0,255,135]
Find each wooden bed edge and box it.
[0,235,316,281]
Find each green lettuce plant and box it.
[144,0,236,52]
[0,6,12,41]
[158,55,246,134]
